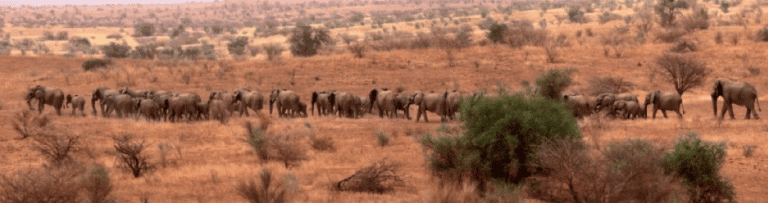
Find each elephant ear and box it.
[651,91,660,104]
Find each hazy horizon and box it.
[1,0,217,6]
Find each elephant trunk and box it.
[269,100,274,115]
[91,95,99,115]
[711,94,718,118]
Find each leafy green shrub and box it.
[288,23,333,57]
[486,23,507,44]
[227,36,248,56]
[421,91,581,186]
[742,145,755,157]
[100,42,131,58]
[82,59,113,71]
[376,131,390,146]
[663,132,736,203]
[535,69,573,100]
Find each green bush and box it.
[375,131,390,147]
[421,91,581,185]
[100,42,131,58]
[486,23,507,43]
[288,23,333,57]
[535,69,573,100]
[82,59,113,71]
[663,132,736,203]
[227,36,248,56]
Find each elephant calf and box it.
[209,99,229,124]
[136,99,160,121]
[66,94,86,117]
[613,100,643,119]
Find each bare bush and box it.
[531,138,680,202]
[113,134,153,178]
[587,77,634,96]
[600,27,630,58]
[262,43,284,61]
[272,134,308,169]
[236,168,298,203]
[309,134,335,152]
[505,20,548,48]
[32,132,80,166]
[669,38,698,53]
[12,109,51,139]
[0,163,85,203]
[347,42,366,58]
[655,28,687,43]
[333,159,404,193]
[655,53,710,95]
[680,9,710,32]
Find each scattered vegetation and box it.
[236,168,298,203]
[333,159,404,194]
[32,131,81,166]
[11,109,51,139]
[663,132,736,202]
[100,42,131,58]
[742,145,755,157]
[227,36,248,56]
[113,134,153,178]
[262,43,284,61]
[133,22,156,37]
[0,163,85,203]
[669,38,698,53]
[655,53,710,95]
[82,59,113,71]
[288,23,332,57]
[375,131,390,146]
[82,164,115,203]
[755,26,768,42]
[535,69,573,100]
[309,134,335,152]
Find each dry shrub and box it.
[347,42,366,58]
[272,134,308,169]
[113,134,153,178]
[680,9,710,32]
[32,131,81,166]
[544,43,558,63]
[0,163,85,203]
[245,122,270,163]
[505,20,548,48]
[714,31,724,44]
[586,76,634,96]
[655,28,687,43]
[375,131,391,146]
[729,33,740,45]
[309,134,335,152]
[333,159,404,193]
[82,164,115,203]
[742,145,756,157]
[425,181,482,203]
[12,109,51,139]
[236,168,298,203]
[531,138,681,202]
[669,38,698,53]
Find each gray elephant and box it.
[195,101,209,120]
[91,87,120,116]
[612,100,642,119]
[311,91,335,116]
[150,93,172,121]
[711,80,761,119]
[167,93,200,122]
[369,88,400,118]
[413,91,449,123]
[644,90,684,119]
[353,95,364,118]
[136,98,160,121]
[104,94,136,118]
[393,93,413,119]
[65,94,86,116]
[119,87,149,99]
[269,89,302,118]
[208,99,230,123]
[297,101,308,118]
[445,90,461,120]
[25,85,65,115]
[333,91,357,118]
[233,89,265,117]
[562,94,594,118]
[596,92,639,115]
[209,91,239,117]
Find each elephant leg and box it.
[661,110,668,118]
[727,103,736,119]
[675,110,683,118]
[745,108,752,119]
[752,107,760,120]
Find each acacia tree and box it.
[655,0,689,27]
[288,23,333,57]
[655,53,710,95]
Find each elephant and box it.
[360,97,373,115]
[91,87,120,116]
[208,99,230,124]
[105,94,136,118]
[297,101,308,118]
[369,88,400,118]
[596,93,639,116]
[353,95,364,118]
[151,93,172,121]
[233,89,265,117]
[195,101,210,120]
[393,93,413,119]
[269,89,302,118]
[413,91,450,123]
[167,95,198,122]
[311,91,335,116]
[210,91,239,116]
[612,100,642,119]
[445,90,462,120]
[711,80,761,119]
[562,94,594,118]
[333,91,357,118]
[644,90,684,119]
[119,87,150,99]
[136,99,160,121]
[25,85,65,115]
[65,94,86,116]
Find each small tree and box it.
[347,42,366,58]
[227,36,248,56]
[32,132,80,166]
[486,23,507,43]
[100,42,131,58]
[262,43,284,61]
[288,23,333,57]
[664,132,735,203]
[113,134,153,178]
[655,53,710,95]
[568,7,586,23]
[535,69,573,100]
[133,22,156,37]
[654,0,689,27]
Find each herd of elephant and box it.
[22,85,465,123]
[22,79,762,123]
[562,80,762,120]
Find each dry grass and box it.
[333,158,404,194]
[11,109,51,140]
[0,163,85,203]
[235,168,298,203]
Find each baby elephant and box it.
[613,100,643,119]
[66,94,86,116]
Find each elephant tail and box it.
[757,95,762,112]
